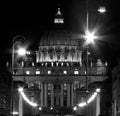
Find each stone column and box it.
[46,49,48,61]
[73,49,76,62]
[19,94,23,116]
[44,83,48,107]
[96,93,100,116]
[61,50,64,61]
[73,83,76,106]
[56,85,59,105]
[40,50,43,62]
[36,51,39,63]
[51,83,54,106]
[31,95,34,116]
[60,83,64,107]
[71,83,74,106]
[67,83,70,107]
[40,83,44,107]
[53,50,57,62]
[79,51,82,66]
[47,49,50,61]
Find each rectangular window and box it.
[36,70,40,75]
[26,71,30,75]
[48,70,51,74]
[74,70,79,75]
[63,71,67,75]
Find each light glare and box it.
[78,102,87,107]
[85,30,96,44]
[63,71,67,74]
[98,6,106,13]
[77,88,101,107]
[87,92,97,104]
[18,87,24,92]
[18,88,38,107]
[17,48,26,56]
[39,107,42,110]
[12,111,19,115]
[96,88,101,93]
[73,106,77,111]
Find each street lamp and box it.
[81,2,107,116]
[85,0,106,93]
[17,48,27,56]
[12,35,26,74]
[84,29,97,93]
[11,35,26,116]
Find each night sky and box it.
[1,0,120,67]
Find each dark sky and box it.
[1,0,120,67]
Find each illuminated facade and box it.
[11,7,108,116]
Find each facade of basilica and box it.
[11,7,108,116]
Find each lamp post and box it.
[84,1,106,115]
[85,33,95,116]
[12,35,26,74]
[11,35,26,116]
[84,29,97,93]
[85,0,106,93]
[74,1,107,115]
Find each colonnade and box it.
[18,82,101,116]
[40,82,74,107]
[17,82,75,116]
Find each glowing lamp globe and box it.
[96,88,101,93]
[17,48,26,56]
[18,87,24,92]
[98,6,106,13]
[85,30,96,44]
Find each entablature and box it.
[13,65,107,76]
[13,74,108,84]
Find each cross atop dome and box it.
[54,5,64,24]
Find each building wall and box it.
[100,79,112,116]
[11,56,108,116]
[0,67,12,116]
[112,65,120,116]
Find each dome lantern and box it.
[54,7,64,24]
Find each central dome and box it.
[38,6,84,47]
[36,7,84,63]
[37,28,83,63]
[39,29,78,46]
[39,6,81,47]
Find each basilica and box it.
[11,7,108,116]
